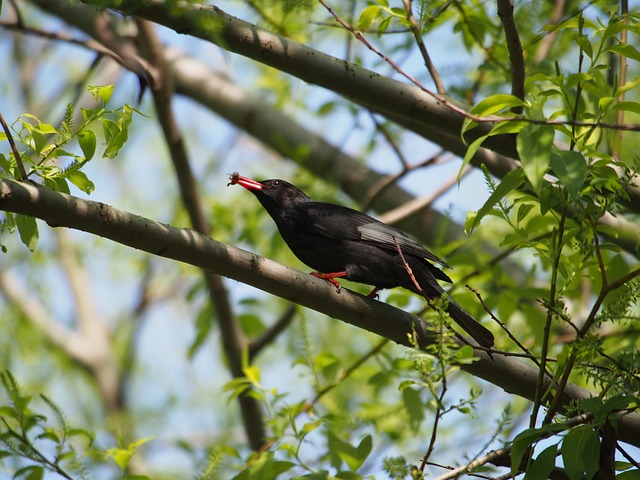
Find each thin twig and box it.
[419,355,448,472]
[361,146,447,211]
[401,0,446,94]
[0,111,28,180]
[0,19,127,65]
[466,285,552,377]
[616,443,640,470]
[537,209,568,427]
[579,266,640,337]
[370,113,410,169]
[317,0,477,121]
[392,235,422,292]
[431,448,507,480]
[2,422,74,480]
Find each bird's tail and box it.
[444,297,495,348]
[407,259,495,348]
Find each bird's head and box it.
[228,173,311,211]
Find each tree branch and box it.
[2,178,640,448]
[76,0,518,158]
[497,0,525,112]
[23,0,640,217]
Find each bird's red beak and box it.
[228,172,263,191]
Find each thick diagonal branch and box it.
[2,178,640,448]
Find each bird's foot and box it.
[367,287,380,299]
[310,271,347,292]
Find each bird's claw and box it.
[310,272,343,293]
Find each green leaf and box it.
[489,120,529,135]
[88,84,114,103]
[511,428,543,476]
[561,426,599,480]
[106,447,134,470]
[402,387,424,432]
[44,176,71,194]
[617,76,640,95]
[524,444,557,480]
[68,427,96,446]
[577,396,632,422]
[517,124,554,193]
[103,105,133,159]
[243,364,261,385]
[597,96,615,113]
[37,123,58,135]
[510,424,564,476]
[461,121,527,172]
[0,153,11,174]
[68,170,95,194]
[335,472,363,480]
[465,168,525,235]
[549,151,586,201]
[517,203,534,225]
[461,134,488,171]
[15,214,38,251]
[232,452,295,480]
[105,436,155,470]
[613,101,640,114]
[315,352,341,384]
[575,35,593,59]
[608,44,640,63]
[470,94,526,116]
[221,377,252,402]
[358,5,382,29]
[78,130,97,160]
[582,430,600,480]
[301,419,323,434]
[617,470,640,480]
[188,303,214,358]
[355,435,373,469]
[332,435,371,472]
[13,466,44,480]
[30,128,47,156]
[566,72,592,89]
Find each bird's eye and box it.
[272,180,281,186]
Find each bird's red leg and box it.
[367,287,380,298]
[310,271,347,290]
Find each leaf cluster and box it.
[0,85,141,252]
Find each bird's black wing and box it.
[304,202,450,268]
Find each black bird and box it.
[229,173,494,348]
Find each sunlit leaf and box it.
[88,84,114,104]
[517,124,554,193]
[15,214,38,251]
[78,130,97,161]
